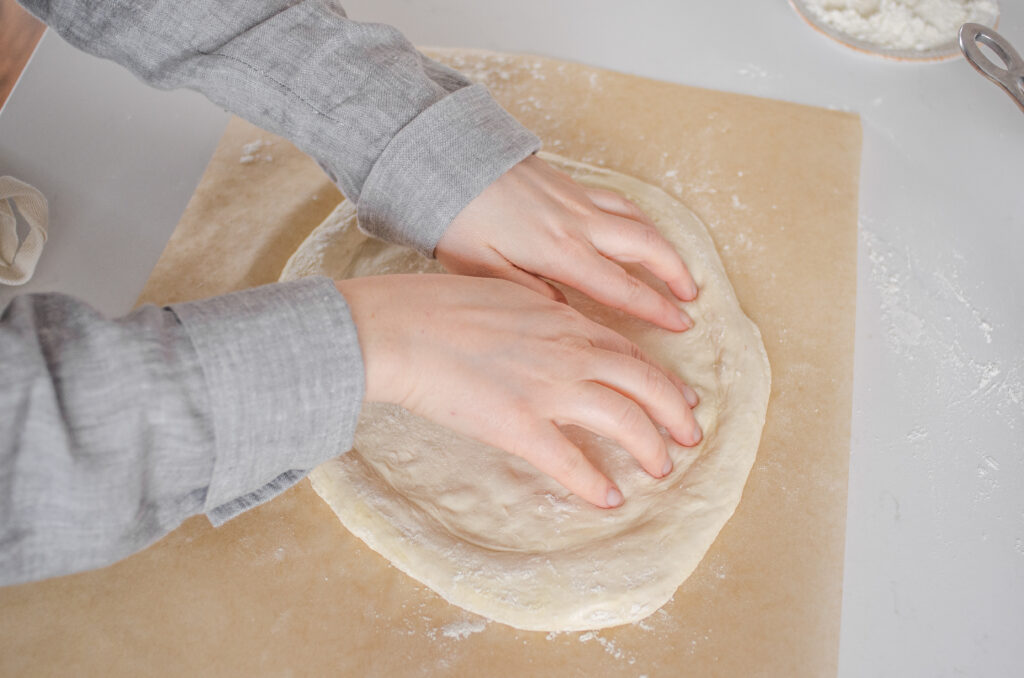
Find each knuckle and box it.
[554,337,596,370]
[640,362,668,397]
[638,223,663,249]
[615,400,648,434]
[555,448,584,478]
[620,273,647,305]
[626,340,648,362]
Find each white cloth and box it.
[0,176,48,286]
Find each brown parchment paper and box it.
[0,50,861,677]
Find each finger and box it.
[583,189,696,301]
[512,422,623,508]
[552,244,691,332]
[585,323,700,409]
[673,375,700,409]
[584,188,656,227]
[584,348,701,447]
[557,381,672,479]
[588,213,698,302]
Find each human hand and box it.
[336,274,701,509]
[435,155,698,332]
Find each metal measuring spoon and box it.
[959,22,1024,113]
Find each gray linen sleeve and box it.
[20,0,541,255]
[0,277,363,585]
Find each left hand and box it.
[435,154,698,332]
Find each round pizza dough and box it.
[279,152,771,631]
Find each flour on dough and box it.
[279,153,771,631]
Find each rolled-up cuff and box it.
[356,84,541,257]
[171,277,364,525]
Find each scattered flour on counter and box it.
[861,225,1023,428]
[975,455,1001,503]
[906,426,928,442]
[737,63,770,78]
[802,0,998,51]
[439,618,487,640]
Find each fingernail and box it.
[661,459,674,477]
[682,384,699,408]
[606,487,624,508]
[686,281,698,300]
[678,309,693,330]
[692,424,703,445]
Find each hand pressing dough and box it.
[279,152,771,631]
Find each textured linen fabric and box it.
[21,0,541,256]
[2,0,541,585]
[1,278,363,584]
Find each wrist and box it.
[334,277,405,406]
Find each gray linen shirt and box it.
[2,0,540,585]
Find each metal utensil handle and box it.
[959,23,1024,113]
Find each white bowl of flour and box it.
[791,0,1000,60]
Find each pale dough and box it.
[279,153,771,631]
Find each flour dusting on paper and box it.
[440,618,487,640]
[239,139,274,164]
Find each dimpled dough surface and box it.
[279,153,771,631]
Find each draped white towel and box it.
[0,176,48,286]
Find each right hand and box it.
[437,154,699,332]
[336,274,702,509]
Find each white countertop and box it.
[1,1,1021,675]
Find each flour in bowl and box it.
[802,0,998,51]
